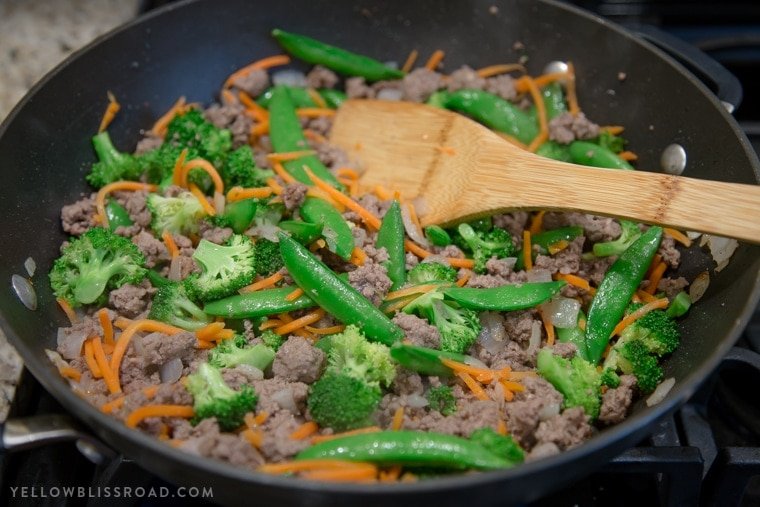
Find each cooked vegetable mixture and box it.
[50,29,696,482]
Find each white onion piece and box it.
[377,88,403,101]
[236,364,264,380]
[478,312,507,353]
[247,223,280,242]
[542,297,580,329]
[538,402,561,421]
[272,69,307,87]
[12,274,37,310]
[463,356,489,369]
[646,377,675,407]
[526,321,542,356]
[159,357,183,384]
[24,257,36,277]
[213,191,225,216]
[272,388,298,413]
[689,271,710,303]
[706,235,739,272]
[686,231,702,241]
[406,394,429,408]
[57,327,87,359]
[168,256,182,282]
[526,268,552,283]
[45,349,68,369]
[400,204,429,248]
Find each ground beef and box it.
[534,407,594,450]
[392,313,441,349]
[139,331,196,369]
[305,65,339,89]
[599,375,637,425]
[484,74,517,101]
[446,66,486,92]
[168,256,199,280]
[272,336,326,384]
[391,369,424,396]
[505,376,564,449]
[57,316,101,360]
[108,281,152,318]
[230,68,269,97]
[485,258,517,277]
[543,212,621,243]
[492,211,530,239]
[251,378,309,416]
[548,112,600,144]
[578,255,616,286]
[199,221,233,244]
[401,68,443,102]
[204,103,253,148]
[114,190,151,228]
[432,244,465,258]
[348,262,392,306]
[504,310,540,344]
[221,365,264,390]
[474,340,532,371]
[119,348,160,394]
[61,194,97,236]
[526,442,561,462]
[315,142,352,168]
[303,115,333,137]
[153,382,193,406]
[132,230,168,268]
[179,419,264,470]
[658,234,681,268]
[352,227,372,249]
[343,194,391,223]
[282,182,308,212]
[257,410,311,462]
[346,77,375,99]
[402,399,502,437]
[551,342,578,359]
[405,252,420,270]
[533,236,584,275]
[135,133,163,154]
[658,276,689,298]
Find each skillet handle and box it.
[625,23,742,113]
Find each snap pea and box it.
[536,141,571,162]
[278,233,403,345]
[299,197,354,260]
[442,281,565,311]
[532,226,584,253]
[219,198,257,233]
[375,201,405,290]
[318,89,346,108]
[268,86,341,186]
[666,291,691,318]
[279,220,323,245]
[272,29,405,82]
[444,89,539,145]
[296,430,510,470]
[203,285,315,319]
[258,87,346,109]
[569,141,634,170]
[105,199,133,231]
[390,344,468,377]
[542,82,568,120]
[556,310,589,360]
[424,225,452,246]
[585,226,663,363]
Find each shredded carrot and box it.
[476,63,526,78]
[296,107,336,118]
[266,177,284,195]
[496,419,508,435]
[566,61,580,116]
[631,293,642,304]
[92,336,120,394]
[310,426,381,444]
[547,240,569,255]
[533,71,568,88]
[301,467,378,483]
[59,366,81,382]
[96,181,157,229]
[96,309,114,347]
[114,317,132,330]
[100,396,125,414]
[386,283,441,301]
[425,49,445,70]
[238,91,269,122]
[503,388,515,402]
[380,465,403,482]
[335,167,360,181]
[663,227,692,247]
[242,428,264,448]
[151,97,187,137]
[618,151,638,162]
[279,288,302,304]
[350,246,367,267]
[254,411,270,426]
[373,185,393,201]
[259,459,376,474]
[305,324,346,335]
[171,148,190,186]
[259,319,282,331]
[523,231,533,271]
[180,159,224,194]
[267,150,317,163]
[645,261,668,295]
[578,318,586,331]
[274,309,326,336]
[646,254,663,279]
[250,119,270,139]
[56,298,78,325]
[391,406,404,430]
[110,320,183,381]
[239,272,284,293]
[456,272,471,287]
[125,404,194,428]
[403,239,475,269]
[304,167,382,229]
[83,340,102,378]
[522,76,549,152]
[611,298,670,337]
[224,54,291,89]
[161,230,180,260]
[290,421,319,440]
[306,88,327,109]
[196,340,215,350]
[221,88,237,105]
[271,160,298,185]
[554,273,596,295]
[636,290,659,303]
[196,322,225,341]
[303,128,328,144]
[456,371,489,401]
[528,210,546,235]
[541,310,556,346]
[213,329,235,342]
[441,358,498,381]
[601,125,625,135]
[188,183,216,216]
[226,186,273,202]
[401,49,419,73]
[98,91,121,133]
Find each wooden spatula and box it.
[330,99,760,243]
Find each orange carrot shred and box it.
[98,91,121,133]
[92,336,120,394]
[304,324,346,335]
[350,246,367,267]
[404,239,475,269]
[96,181,157,229]
[226,186,273,202]
[238,91,269,122]
[425,49,445,70]
[618,151,638,162]
[188,184,216,216]
[285,287,305,302]
[83,340,102,378]
[636,290,659,303]
[271,160,297,184]
[401,49,419,73]
[391,406,405,430]
[601,125,625,135]
[125,404,194,428]
[267,150,317,163]
[541,310,556,346]
[162,230,180,259]
[303,128,328,144]
[456,272,471,287]
[645,261,668,295]
[611,298,670,337]
[56,298,78,325]
[239,272,284,293]
[110,320,183,381]
[296,108,336,118]
[386,283,441,301]
[259,459,377,474]
[171,148,190,186]
[554,273,596,295]
[242,429,264,448]
[476,63,526,78]
[59,366,82,382]
[266,177,284,195]
[290,421,319,440]
[274,309,326,336]
[151,97,187,137]
[528,210,546,235]
[523,231,533,271]
[181,159,224,194]
[663,227,692,247]
[566,61,580,116]
[224,54,291,89]
[522,76,549,152]
[306,88,327,108]
[496,419,508,435]
[304,167,382,229]
[456,371,489,401]
[96,309,114,347]
[195,322,225,341]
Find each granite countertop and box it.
[0,0,140,421]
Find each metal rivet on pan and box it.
[721,101,735,114]
[661,144,687,175]
[543,61,568,75]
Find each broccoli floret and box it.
[49,227,146,306]
[407,262,458,285]
[325,325,396,388]
[146,191,206,236]
[260,329,285,352]
[457,223,516,273]
[86,131,145,188]
[185,234,256,301]
[592,220,642,257]
[208,335,275,371]
[164,109,232,169]
[600,368,621,388]
[594,130,627,153]
[426,385,457,416]
[307,373,382,431]
[536,348,602,419]
[221,146,274,189]
[252,238,284,276]
[604,339,663,393]
[141,144,199,185]
[404,291,481,355]
[469,428,524,465]
[147,281,211,330]
[619,305,680,356]
[186,362,257,431]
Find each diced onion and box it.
[45,349,68,369]
[12,274,37,311]
[527,268,552,283]
[377,88,403,101]
[272,388,298,413]
[541,296,580,329]
[57,327,87,360]
[538,402,561,421]
[463,356,489,369]
[272,70,307,87]
[646,377,675,407]
[400,204,429,248]
[24,257,36,277]
[247,223,280,242]
[689,271,710,303]
[159,357,183,384]
[527,321,542,356]
[706,235,739,272]
[478,312,507,353]
[406,394,429,408]
[236,364,264,380]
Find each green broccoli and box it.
[86,131,145,188]
[469,428,524,465]
[593,130,627,153]
[407,262,458,285]
[147,281,211,330]
[326,325,396,388]
[307,373,382,431]
[260,329,285,351]
[146,191,206,236]
[536,348,602,419]
[141,143,199,185]
[426,385,457,416]
[604,339,663,393]
[457,223,516,273]
[404,291,481,355]
[619,305,680,356]
[252,238,284,276]
[185,362,257,431]
[221,146,274,189]
[208,335,275,371]
[592,220,642,257]
[600,368,621,388]
[185,234,256,301]
[164,109,232,169]
[49,227,146,306]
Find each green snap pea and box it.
[296,430,510,470]
[203,285,315,319]
[424,225,452,246]
[442,281,565,311]
[444,89,539,145]
[268,86,341,186]
[390,344,467,377]
[105,199,133,231]
[533,226,584,253]
[318,89,346,108]
[542,82,568,120]
[585,226,663,363]
[536,141,572,162]
[272,29,405,82]
[666,291,691,318]
[258,87,346,109]
[569,141,634,170]
[556,310,589,360]
[375,201,405,290]
[278,233,403,345]
[220,198,257,233]
[299,197,354,260]
[279,220,323,245]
